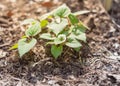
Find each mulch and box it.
[0,0,120,86]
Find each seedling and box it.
[11,4,89,59]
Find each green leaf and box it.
[21,19,36,25]
[40,33,55,40]
[68,14,79,25]
[18,38,37,57]
[54,17,61,23]
[67,32,76,39]
[65,39,82,48]
[74,47,80,52]
[73,10,90,16]
[21,35,27,39]
[9,43,18,50]
[51,45,63,59]
[68,30,86,42]
[46,41,54,45]
[59,29,69,36]
[47,18,68,35]
[54,34,66,44]
[78,21,90,31]
[72,27,86,42]
[75,32,86,42]
[53,4,71,17]
[25,22,41,36]
[74,25,86,33]
[40,20,48,28]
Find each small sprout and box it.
[11,4,89,59]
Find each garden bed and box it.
[0,0,120,86]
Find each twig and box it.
[62,47,70,57]
[44,76,84,82]
[32,58,51,67]
[0,41,11,48]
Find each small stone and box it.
[113,43,119,49]
[114,52,118,56]
[47,80,56,85]
[109,26,116,32]
[0,50,7,59]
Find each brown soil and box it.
[0,0,120,86]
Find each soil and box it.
[0,0,120,86]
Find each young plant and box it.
[10,4,89,59]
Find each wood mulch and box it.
[0,0,120,86]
